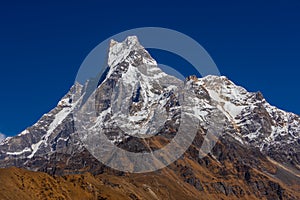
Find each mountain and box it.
[0,36,300,200]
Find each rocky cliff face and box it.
[0,36,299,199]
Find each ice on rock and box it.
[0,36,299,171]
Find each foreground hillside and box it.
[1,136,300,200]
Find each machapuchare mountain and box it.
[0,36,300,200]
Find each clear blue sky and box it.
[0,0,299,136]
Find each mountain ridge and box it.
[0,36,299,199]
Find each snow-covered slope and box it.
[0,83,83,160]
[189,75,300,167]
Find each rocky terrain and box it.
[0,36,299,199]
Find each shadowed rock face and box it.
[0,36,300,199]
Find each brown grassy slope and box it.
[1,154,300,200]
[0,167,200,200]
[1,135,300,199]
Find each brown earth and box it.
[1,148,300,200]
[1,133,300,200]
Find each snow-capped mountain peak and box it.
[108,36,147,67]
[0,36,299,174]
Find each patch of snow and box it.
[206,89,246,120]
[18,129,29,136]
[0,136,12,145]
[244,127,262,140]
[27,140,43,158]
[223,101,246,118]
[7,147,32,156]
[229,133,245,144]
[57,137,69,142]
